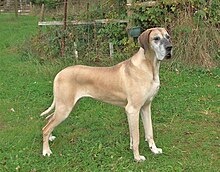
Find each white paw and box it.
[49,135,56,142]
[150,146,162,154]
[43,149,52,156]
[134,155,146,162]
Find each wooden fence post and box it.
[61,0,68,57]
[40,4,45,22]
[74,42,78,60]
[109,42,114,59]
[126,0,134,42]
[30,1,33,14]
[38,3,44,33]
[19,0,22,15]
[14,0,18,17]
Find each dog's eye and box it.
[154,37,160,41]
[165,35,170,39]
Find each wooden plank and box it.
[127,1,157,8]
[71,20,93,25]
[94,19,128,24]
[18,9,30,13]
[38,19,128,26]
[38,21,63,26]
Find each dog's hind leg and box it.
[40,98,55,117]
[42,101,75,156]
[44,113,57,142]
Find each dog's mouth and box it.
[165,53,172,59]
[164,45,173,59]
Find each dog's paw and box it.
[43,149,52,156]
[150,146,162,154]
[49,135,56,142]
[134,155,146,162]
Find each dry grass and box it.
[171,13,220,68]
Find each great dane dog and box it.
[40,28,172,162]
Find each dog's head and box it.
[138,28,173,61]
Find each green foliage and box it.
[24,0,220,67]
[191,0,220,26]
[24,24,130,65]
[98,23,127,46]
[133,0,220,28]
[30,0,63,8]
[131,0,220,68]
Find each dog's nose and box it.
[166,45,172,52]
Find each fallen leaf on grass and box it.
[184,131,194,135]
[199,110,214,115]
[217,84,220,88]
[175,68,180,74]
[16,165,20,171]
[198,97,207,101]
[10,108,15,112]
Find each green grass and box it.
[0,14,219,172]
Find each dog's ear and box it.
[138,29,152,53]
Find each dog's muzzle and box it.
[165,45,172,59]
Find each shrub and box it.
[24,0,220,68]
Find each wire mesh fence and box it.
[37,0,130,63]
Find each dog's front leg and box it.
[126,105,146,162]
[141,103,162,154]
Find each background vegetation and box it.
[0,0,219,171]
[25,0,220,68]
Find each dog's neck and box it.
[131,47,161,83]
[150,54,161,83]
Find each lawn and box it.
[0,14,219,172]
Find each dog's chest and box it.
[146,81,160,102]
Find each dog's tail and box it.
[40,98,55,117]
